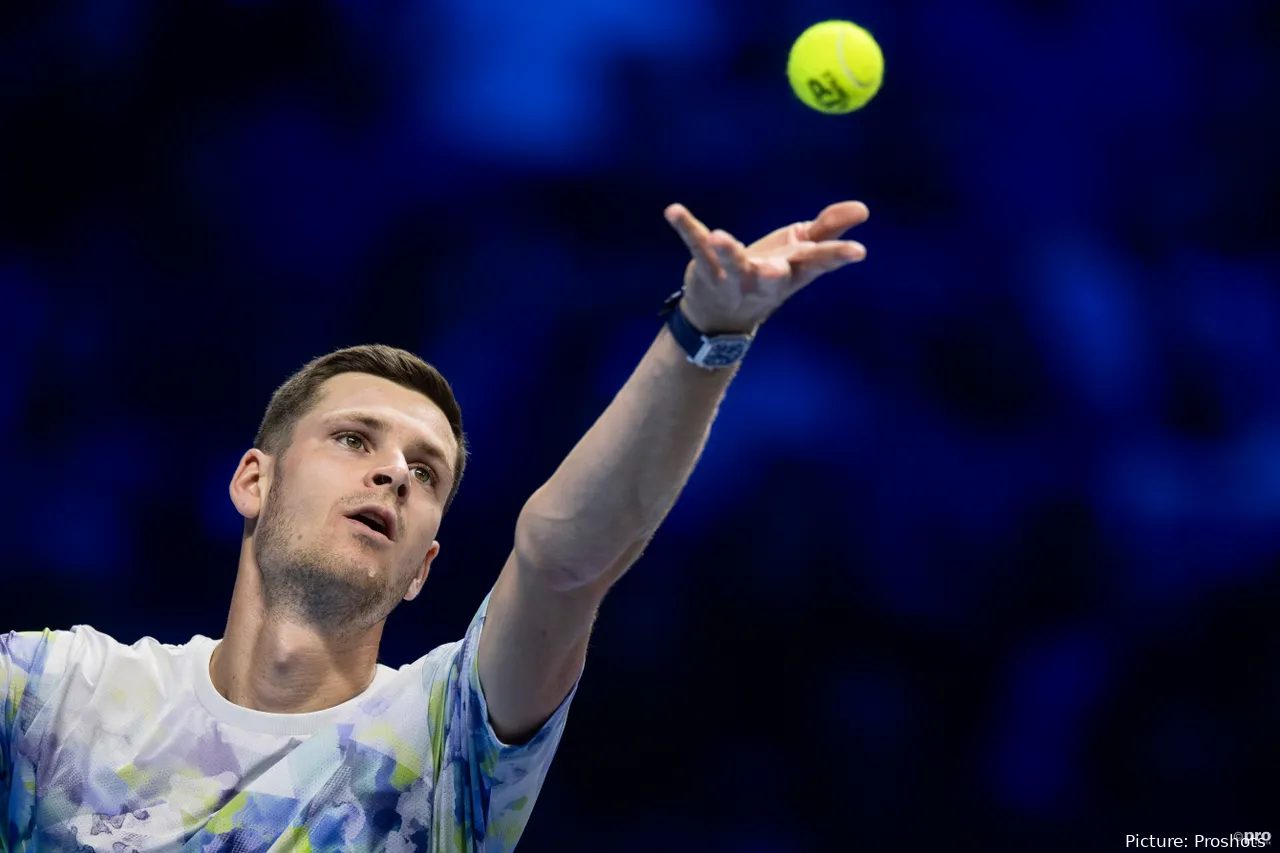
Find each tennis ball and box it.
[787,20,884,114]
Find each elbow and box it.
[513,493,642,592]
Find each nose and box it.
[367,463,411,500]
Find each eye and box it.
[411,465,437,487]
[336,432,367,451]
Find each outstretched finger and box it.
[665,204,723,276]
[788,240,866,285]
[804,201,870,242]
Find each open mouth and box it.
[348,511,390,539]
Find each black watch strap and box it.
[659,290,708,359]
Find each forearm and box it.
[514,324,736,589]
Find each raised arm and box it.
[477,200,869,742]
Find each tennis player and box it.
[1,201,868,851]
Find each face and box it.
[236,373,457,634]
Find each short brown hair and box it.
[254,344,468,513]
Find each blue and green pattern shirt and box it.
[1,595,576,851]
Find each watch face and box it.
[702,339,750,366]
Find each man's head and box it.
[228,345,467,634]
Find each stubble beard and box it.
[253,470,415,636]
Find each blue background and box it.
[1,1,1277,849]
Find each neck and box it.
[210,551,385,714]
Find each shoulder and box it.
[3,625,107,680]
[5,625,213,693]
[391,595,492,687]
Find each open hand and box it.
[664,201,869,335]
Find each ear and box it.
[402,540,440,602]
[229,449,271,520]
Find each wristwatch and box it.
[658,288,753,369]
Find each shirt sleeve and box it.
[425,592,580,852]
[2,630,64,850]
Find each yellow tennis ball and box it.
[787,20,884,114]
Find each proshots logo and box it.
[1230,833,1273,847]
[1201,833,1275,848]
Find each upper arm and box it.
[475,551,612,744]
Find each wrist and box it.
[659,289,754,370]
[679,301,757,337]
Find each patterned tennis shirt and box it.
[1,594,576,851]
